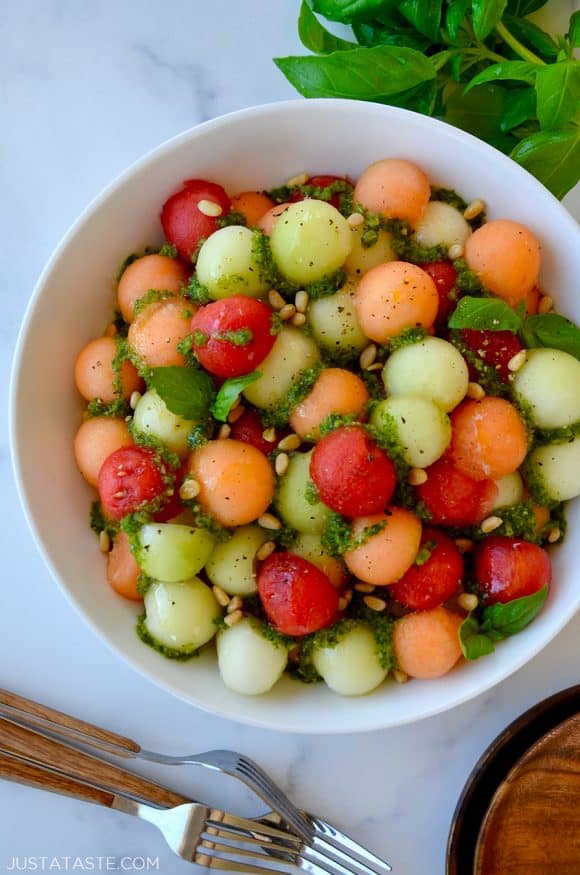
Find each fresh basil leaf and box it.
[520,313,580,360]
[472,0,508,41]
[448,296,523,332]
[445,0,470,43]
[444,82,506,139]
[312,0,386,23]
[298,1,356,53]
[480,585,549,638]
[465,60,537,93]
[510,128,580,200]
[149,367,215,419]
[503,14,558,60]
[535,61,580,130]
[506,0,547,15]
[500,87,536,132]
[399,0,442,42]
[459,614,496,660]
[353,20,431,51]
[387,79,437,114]
[274,45,435,100]
[569,10,580,49]
[210,372,261,422]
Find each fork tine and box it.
[312,819,391,874]
[209,811,303,846]
[195,848,289,874]
[234,756,314,842]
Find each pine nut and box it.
[179,478,200,500]
[278,433,301,452]
[463,199,485,221]
[467,382,485,400]
[458,593,479,611]
[364,595,386,612]
[275,452,290,476]
[268,289,286,310]
[279,303,296,321]
[538,294,553,315]
[448,243,464,260]
[256,540,276,561]
[355,582,375,593]
[365,362,383,372]
[228,404,245,423]
[408,467,428,486]
[258,513,282,531]
[224,609,243,627]
[129,391,142,410]
[197,199,222,217]
[481,515,503,534]
[262,427,277,444]
[359,344,377,370]
[508,350,527,372]
[212,585,231,607]
[338,591,353,611]
[455,538,474,553]
[286,172,308,187]
[218,424,231,439]
[393,669,409,684]
[347,212,364,228]
[227,596,243,614]
[295,290,309,313]
[291,312,306,327]
[99,530,110,553]
[548,527,561,544]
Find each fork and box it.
[0,688,391,872]
[0,713,390,875]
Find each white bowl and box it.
[10,99,580,733]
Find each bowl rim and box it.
[9,98,580,733]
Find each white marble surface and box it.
[1,1,579,873]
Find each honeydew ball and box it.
[138,524,216,582]
[242,326,320,409]
[344,225,396,278]
[132,389,194,458]
[370,396,451,468]
[290,533,346,588]
[311,623,387,696]
[512,348,580,429]
[269,200,352,284]
[413,201,472,249]
[382,337,469,412]
[196,226,269,300]
[307,282,367,356]
[526,438,580,502]
[205,525,270,596]
[144,577,221,653]
[217,617,288,695]
[275,449,329,534]
[486,472,524,513]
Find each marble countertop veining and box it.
[1,1,579,873]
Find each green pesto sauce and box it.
[414,540,436,566]
[191,330,209,347]
[448,331,509,397]
[217,210,248,228]
[266,179,354,217]
[159,242,178,258]
[137,573,154,596]
[321,512,352,558]
[273,524,298,549]
[115,245,159,284]
[251,229,346,301]
[187,419,214,450]
[452,258,486,294]
[366,421,409,482]
[86,398,130,419]
[520,456,560,509]
[387,326,428,353]
[187,274,211,305]
[360,369,384,401]
[290,618,359,684]
[129,422,181,472]
[215,328,254,347]
[136,612,200,661]
[533,419,580,448]
[306,268,347,300]
[480,502,538,542]
[261,362,323,428]
[430,187,486,230]
[89,501,119,538]
[133,289,175,318]
[512,394,536,445]
[350,596,395,671]
[270,312,283,335]
[318,412,359,437]
[304,478,321,506]
[181,499,231,541]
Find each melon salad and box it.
[73,159,580,697]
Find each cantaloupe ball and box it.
[414,201,472,249]
[344,226,396,278]
[117,254,189,323]
[74,336,141,402]
[355,261,439,343]
[189,439,275,527]
[107,531,141,601]
[291,533,347,588]
[450,397,528,481]
[289,368,369,440]
[353,158,431,226]
[513,348,580,429]
[382,337,469,412]
[464,220,541,307]
[74,417,133,487]
[231,191,275,227]
[128,297,193,368]
[257,203,292,236]
[393,607,463,679]
[344,508,422,585]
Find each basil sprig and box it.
[149,366,215,419]
[459,584,549,660]
[211,371,261,422]
[277,2,580,199]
